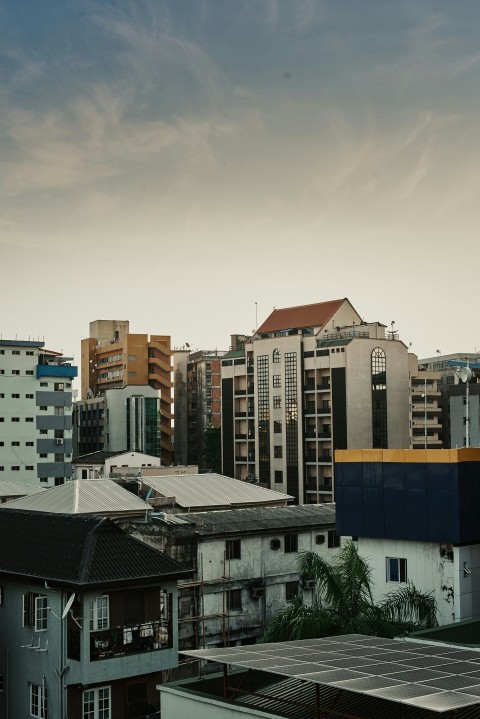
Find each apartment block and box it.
[0,340,77,487]
[81,320,172,464]
[73,385,162,458]
[222,299,410,504]
[409,354,443,449]
[173,349,225,467]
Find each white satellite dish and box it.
[459,367,473,383]
[62,592,76,620]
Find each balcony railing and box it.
[90,619,170,661]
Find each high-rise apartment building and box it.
[221,299,410,504]
[173,349,225,466]
[0,340,77,486]
[419,352,480,448]
[81,320,172,464]
[408,354,443,449]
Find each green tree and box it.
[262,541,438,642]
[202,425,222,473]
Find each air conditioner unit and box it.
[55,439,63,445]
[303,579,316,590]
[250,587,264,599]
[270,538,281,550]
[315,534,325,545]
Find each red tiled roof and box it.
[257,299,347,334]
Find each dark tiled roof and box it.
[257,299,346,334]
[222,349,246,359]
[72,450,127,464]
[0,509,191,588]
[178,504,336,536]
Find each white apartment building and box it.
[222,299,410,504]
[0,340,77,486]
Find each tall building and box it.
[419,352,480,448]
[0,339,77,486]
[173,349,225,467]
[221,299,410,504]
[408,354,443,449]
[81,320,172,464]
[73,385,163,457]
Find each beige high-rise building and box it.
[81,320,172,464]
[221,299,410,504]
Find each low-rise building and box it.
[335,448,480,625]
[0,509,191,718]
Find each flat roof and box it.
[182,634,480,714]
[0,340,44,348]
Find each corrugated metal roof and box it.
[0,480,45,498]
[179,504,336,535]
[0,479,150,514]
[257,299,346,334]
[141,474,292,509]
[72,450,127,464]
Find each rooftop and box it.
[141,473,292,510]
[0,480,45,499]
[0,339,44,348]
[179,634,480,717]
[257,299,347,335]
[178,504,336,536]
[72,450,128,465]
[0,509,191,589]
[1,479,151,516]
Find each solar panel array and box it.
[183,634,480,713]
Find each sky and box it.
[1,0,480,368]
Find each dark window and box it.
[273,420,282,433]
[227,589,242,611]
[226,539,241,560]
[274,470,283,483]
[274,445,283,458]
[284,534,298,553]
[387,557,407,583]
[328,530,341,548]
[372,348,387,448]
[285,581,299,602]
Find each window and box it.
[0,467,3,472]
[23,593,48,631]
[26,370,34,375]
[54,430,64,439]
[387,557,407,583]
[11,393,20,398]
[40,430,48,435]
[40,454,48,458]
[273,420,282,433]
[128,371,137,378]
[25,417,34,422]
[26,441,34,446]
[39,406,47,411]
[26,351,34,355]
[26,466,34,470]
[285,581,299,602]
[273,349,280,363]
[227,588,242,611]
[83,686,110,719]
[274,470,283,483]
[12,350,20,355]
[273,374,281,387]
[11,417,19,422]
[11,441,19,446]
[274,445,283,458]
[0,394,3,398]
[89,595,109,630]
[11,466,20,471]
[273,395,281,409]
[128,355,136,361]
[12,370,20,375]
[284,534,298,553]
[26,394,34,399]
[54,383,64,392]
[226,539,241,560]
[328,530,341,549]
[40,382,48,387]
[30,683,48,718]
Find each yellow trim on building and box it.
[335,448,480,464]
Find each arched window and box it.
[371,348,387,448]
[273,349,280,363]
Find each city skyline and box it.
[2,1,480,361]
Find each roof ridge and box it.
[78,516,107,583]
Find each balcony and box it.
[235,433,247,440]
[318,432,331,439]
[317,383,331,392]
[304,403,316,414]
[234,389,247,396]
[90,619,170,661]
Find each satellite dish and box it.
[459,367,473,383]
[62,592,76,620]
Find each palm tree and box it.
[262,541,438,642]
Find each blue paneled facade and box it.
[335,449,480,545]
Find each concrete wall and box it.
[160,686,276,719]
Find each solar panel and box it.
[379,668,454,682]
[404,690,480,711]
[418,675,480,691]
[332,675,407,691]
